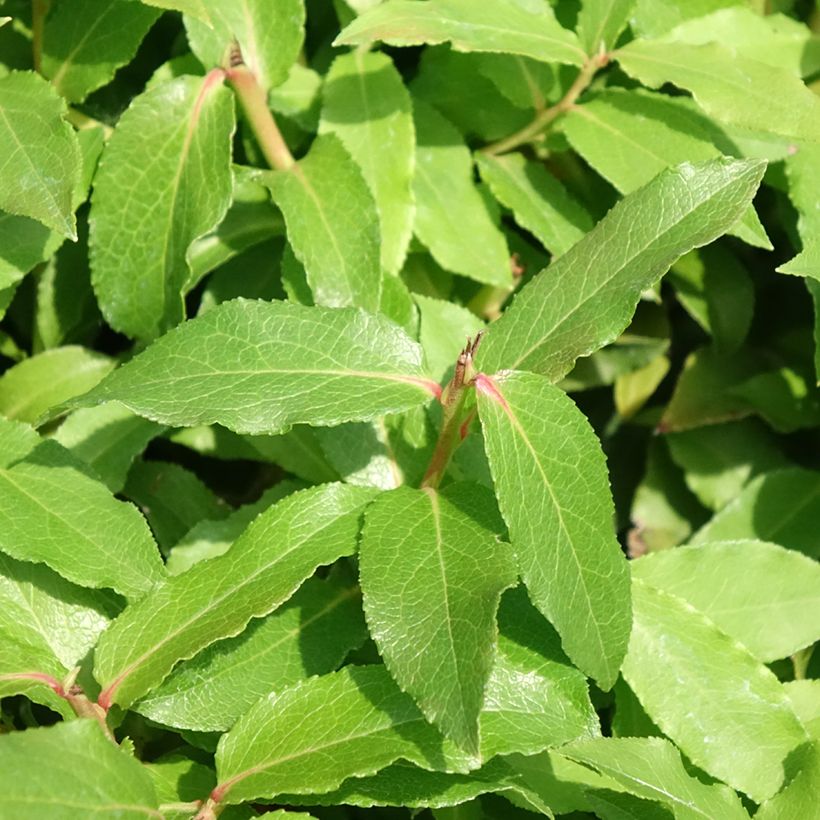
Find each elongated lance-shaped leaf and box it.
[0,720,160,818]
[615,39,820,145]
[135,571,367,731]
[321,51,415,275]
[632,540,820,663]
[265,135,382,312]
[335,0,585,67]
[623,578,807,803]
[475,371,631,689]
[90,73,235,341]
[360,483,516,755]
[212,665,478,807]
[476,158,765,379]
[0,417,164,600]
[184,0,304,92]
[41,0,161,103]
[94,483,377,709]
[71,299,439,435]
[0,71,80,239]
[476,153,592,258]
[560,736,749,820]
[576,0,635,54]
[413,102,511,288]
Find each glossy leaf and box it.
[184,0,304,91]
[623,578,807,802]
[476,371,631,689]
[321,51,415,275]
[90,73,235,340]
[266,135,382,312]
[0,345,114,424]
[135,571,367,731]
[335,0,585,66]
[0,720,159,818]
[41,0,161,102]
[476,159,765,378]
[212,665,477,806]
[690,468,820,559]
[94,484,376,709]
[615,39,820,144]
[0,71,80,238]
[577,0,636,54]
[476,153,592,257]
[72,299,438,435]
[412,102,511,288]
[561,736,748,820]
[360,483,516,754]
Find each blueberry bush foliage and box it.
[1,0,820,818]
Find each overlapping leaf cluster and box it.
[0,1,819,818]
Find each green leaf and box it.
[476,158,765,379]
[561,736,748,820]
[576,0,635,54]
[0,418,164,599]
[145,754,216,815]
[475,371,631,689]
[53,403,164,493]
[473,53,554,111]
[184,0,304,91]
[623,578,807,802]
[335,0,585,66]
[476,153,593,257]
[614,39,820,145]
[560,89,771,250]
[360,483,516,754]
[0,552,117,702]
[212,665,477,806]
[756,741,820,820]
[0,720,159,818]
[629,0,744,39]
[138,0,210,20]
[785,680,820,740]
[321,51,414,275]
[777,244,820,280]
[265,135,382,312]
[0,71,80,238]
[633,540,820,662]
[90,73,235,340]
[690,468,820,560]
[41,0,161,103]
[135,570,366,731]
[413,101,511,288]
[665,419,787,511]
[0,345,114,424]
[415,295,484,382]
[94,483,376,709]
[614,355,670,420]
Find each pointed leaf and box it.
[212,665,477,806]
[561,736,748,820]
[321,51,415,275]
[90,73,235,340]
[0,720,159,818]
[41,0,160,103]
[71,299,439,435]
[615,39,820,144]
[265,135,382,312]
[623,578,807,802]
[476,158,765,378]
[135,572,367,731]
[0,418,164,599]
[632,540,820,662]
[335,0,585,65]
[690,468,820,560]
[577,0,635,54]
[94,483,376,709]
[360,482,516,754]
[184,0,304,91]
[755,741,820,820]
[476,153,592,257]
[0,71,80,238]
[475,371,631,689]
[413,102,511,288]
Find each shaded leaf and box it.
[577,0,635,54]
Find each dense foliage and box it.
[1,1,819,818]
